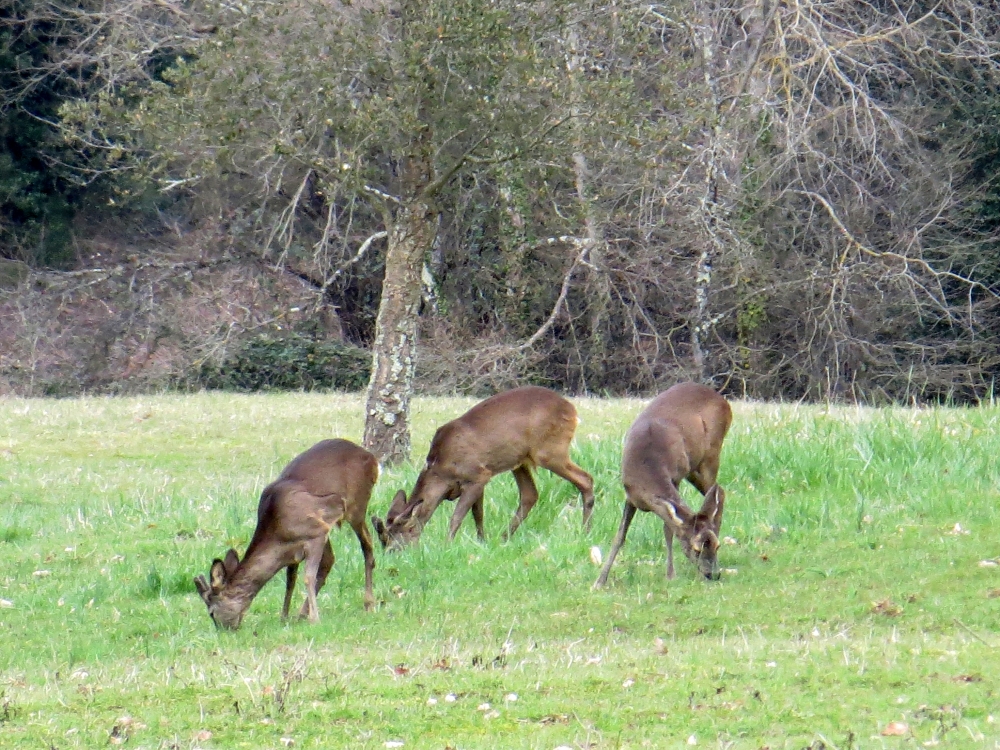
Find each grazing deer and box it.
[371,386,595,550]
[194,439,378,629]
[594,382,732,587]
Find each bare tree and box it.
[628,0,1000,398]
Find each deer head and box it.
[664,485,725,580]
[372,466,462,550]
[372,489,423,551]
[193,548,246,629]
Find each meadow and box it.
[1,391,999,749]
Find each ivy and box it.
[196,332,371,393]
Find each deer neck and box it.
[219,548,284,615]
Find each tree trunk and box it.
[567,25,608,391]
[690,13,723,383]
[362,199,437,465]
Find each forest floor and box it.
[1,392,999,748]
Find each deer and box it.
[371,386,595,550]
[194,439,379,630]
[593,382,732,588]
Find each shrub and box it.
[198,332,371,392]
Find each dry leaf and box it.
[589,546,603,566]
[987,589,1000,598]
[978,560,999,568]
[952,674,982,683]
[881,721,909,736]
[539,715,570,725]
[871,599,903,617]
[0,599,12,608]
[194,730,213,741]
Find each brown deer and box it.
[371,386,595,550]
[594,382,732,587]
[194,439,378,629]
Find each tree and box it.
[0,0,212,266]
[629,0,1000,399]
[141,0,610,462]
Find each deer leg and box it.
[593,502,637,589]
[351,520,377,611]
[504,465,539,540]
[664,522,676,580]
[538,455,595,530]
[448,482,486,540]
[297,540,335,619]
[282,563,298,620]
[646,492,690,580]
[471,497,485,541]
[299,538,328,623]
[315,539,335,592]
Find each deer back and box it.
[623,383,731,494]
[436,386,578,474]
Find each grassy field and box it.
[1,392,999,749]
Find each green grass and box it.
[1,393,1000,749]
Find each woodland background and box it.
[2,0,1000,404]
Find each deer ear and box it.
[661,499,692,531]
[371,515,390,548]
[386,490,409,523]
[194,574,211,602]
[698,485,725,530]
[210,559,228,588]
[223,548,240,577]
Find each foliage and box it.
[197,332,371,393]
[1,393,999,747]
[0,0,212,266]
[0,1,81,265]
